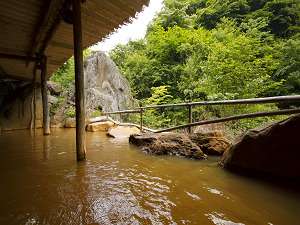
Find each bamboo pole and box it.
[41,56,50,135]
[72,0,86,161]
[155,108,300,133]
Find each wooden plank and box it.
[73,0,86,161]
[41,56,50,135]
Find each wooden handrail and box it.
[154,108,300,133]
[103,95,300,114]
[102,95,300,133]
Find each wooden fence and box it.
[103,95,300,133]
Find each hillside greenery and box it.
[110,0,300,133]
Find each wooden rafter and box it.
[0,53,37,62]
[27,0,67,58]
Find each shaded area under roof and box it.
[0,0,149,82]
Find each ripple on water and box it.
[205,187,230,199]
[57,161,177,224]
[206,212,245,225]
[185,191,201,201]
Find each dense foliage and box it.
[110,0,299,133]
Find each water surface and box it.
[0,129,299,225]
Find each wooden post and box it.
[140,108,143,132]
[188,104,192,133]
[41,56,50,135]
[72,0,86,161]
[30,66,37,130]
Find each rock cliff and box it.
[50,51,135,127]
[84,51,135,114]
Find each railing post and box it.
[188,104,192,133]
[140,108,143,132]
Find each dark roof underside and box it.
[0,0,149,82]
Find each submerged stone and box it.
[129,133,207,160]
[220,114,300,179]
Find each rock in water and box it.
[84,51,135,114]
[86,121,115,132]
[129,133,207,160]
[220,114,300,179]
[107,126,140,138]
[190,131,231,156]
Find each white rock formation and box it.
[84,51,135,114]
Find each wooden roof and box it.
[0,0,149,82]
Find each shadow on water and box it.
[0,128,299,224]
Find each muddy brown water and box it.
[0,129,299,225]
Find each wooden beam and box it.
[72,0,86,161]
[28,0,66,58]
[0,53,37,62]
[41,56,50,135]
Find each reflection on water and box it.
[0,129,299,225]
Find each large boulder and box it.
[129,133,207,160]
[86,121,115,132]
[107,126,140,138]
[220,114,300,179]
[190,131,231,156]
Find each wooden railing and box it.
[103,95,300,133]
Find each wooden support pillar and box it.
[72,0,86,161]
[188,104,192,133]
[41,56,50,135]
[31,66,37,130]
